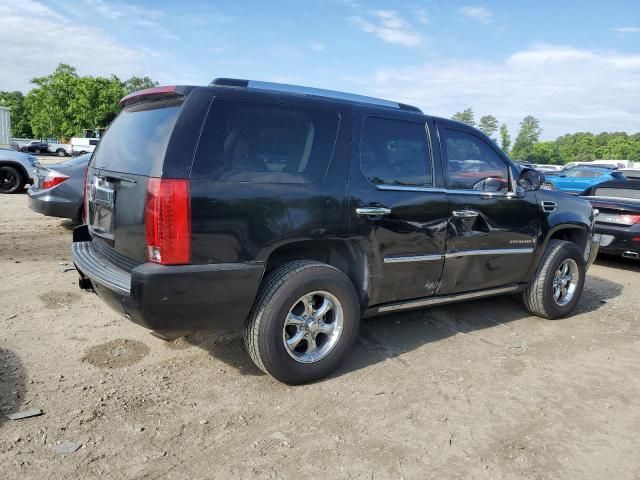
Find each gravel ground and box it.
[1,190,639,479]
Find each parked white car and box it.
[70,137,99,156]
[48,142,72,157]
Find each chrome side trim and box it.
[445,248,534,258]
[376,285,521,313]
[384,254,443,263]
[376,185,446,193]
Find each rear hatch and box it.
[86,92,187,265]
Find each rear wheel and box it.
[523,240,585,319]
[0,165,24,194]
[56,149,66,157]
[245,260,360,384]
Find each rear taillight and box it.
[42,175,69,190]
[82,167,88,223]
[620,214,640,225]
[145,178,191,265]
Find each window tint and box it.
[565,169,602,178]
[360,117,431,187]
[442,128,508,192]
[92,98,183,176]
[192,99,340,183]
[594,187,640,199]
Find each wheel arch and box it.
[263,239,370,307]
[0,161,30,183]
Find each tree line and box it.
[0,63,157,140]
[452,108,640,164]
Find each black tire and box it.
[56,149,66,157]
[523,239,585,319]
[245,260,361,385]
[0,165,25,194]
[20,147,27,152]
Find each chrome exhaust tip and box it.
[622,251,640,259]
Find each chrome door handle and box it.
[452,209,479,218]
[355,206,391,216]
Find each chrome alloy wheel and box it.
[283,291,344,364]
[552,259,579,306]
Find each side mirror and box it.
[518,168,544,192]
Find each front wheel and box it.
[245,261,360,384]
[0,165,25,194]
[541,182,555,191]
[56,149,66,157]
[523,240,585,319]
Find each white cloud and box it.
[349,10,423,47]
[613,26,640,35]
[459,5,493,25]
[0,0,149,91]
[309,41,326,52]
[362,44,640,138]
[84,0,179,40]
[414,8,430,25]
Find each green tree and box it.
[530,141,561,165]
[70,76,124,132]
[25,63,80,138]
[452,108,475,127]
[478,115,498,141]
[0,91,32,137]
[123,76,159,95]
[511,116,542,161]
[499,123,511,153]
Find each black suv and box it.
[72,79,599,384]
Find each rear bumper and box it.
[28,188,79,219]
[71,227,264,332]
[595,224,640,258]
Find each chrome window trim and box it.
[384,253,443,263]
[376,285,521,313]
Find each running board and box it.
[363,284,523,317]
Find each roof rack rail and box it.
[210,78,422,113]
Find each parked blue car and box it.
[541,166,626,194]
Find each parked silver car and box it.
[0,148,39,193]
[27,154,91,222]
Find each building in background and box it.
[0,107,11,149]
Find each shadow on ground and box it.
[184,273,623,382]
[185,331,263,376]
[0,348,27,428]
[595,254,640,273]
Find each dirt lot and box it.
[1,190,639,480]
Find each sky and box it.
[0,0,639,139]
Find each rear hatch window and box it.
[92,98,183,176]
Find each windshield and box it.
[91,98,183,176]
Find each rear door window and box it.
[359,117,432,187]
[92,98,183,176]
[192,98,340,183]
